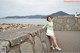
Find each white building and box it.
[75,12,80,17]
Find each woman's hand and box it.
[42,26,45,29]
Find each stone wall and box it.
[0,26,51,53]
[53,16,80,31]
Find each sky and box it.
[0,0,80,18]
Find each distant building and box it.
[75,12,80,17]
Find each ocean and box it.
[0,19,46,24]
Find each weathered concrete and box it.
[20,42,33,53]
[50,31,80,53]
[34,36,43,53]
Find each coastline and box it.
[0,23,43,32]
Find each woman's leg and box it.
[50,36,55,49]
[51,35,59,48]
[50,37,53,46]
[50,35,61,50]
[50,37,54,47]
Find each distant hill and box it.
[43,11,73,18]
[2,11,73,19]
[50,11,72,17]
[3,15,46,19]
[26,15,46,18]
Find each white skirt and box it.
[46,29,54,36]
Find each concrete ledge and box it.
[0,26,51,53]
[0,26,42,46]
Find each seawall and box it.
[0,26,51,53]
[53,16,80,31]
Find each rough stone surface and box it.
[53,16,80,31]
[78,19,80,24]
[65,24,71,31]
[42,42,48,53]
[9,44,21,53]
[67,18,75,27]
[34,36,43,53]
[20,42,33,53]
[75,23,80,30]
[40,30,46,42]
[45,36,51,53]
[0,41,10,52]
[71,24,78,31]
[57,18,63,24]
[8,50,16,53]
[0,26,42,46]
[55,24,62,31]
[28,34,34,45]
[0,26,51,53]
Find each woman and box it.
[42,16,61,51]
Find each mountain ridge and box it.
[2,11,73,19]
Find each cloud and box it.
[0,0,80,18]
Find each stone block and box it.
[78,19,80,24]
[34,36,43,53]
[9,33,29,46]
[75,23,80,30]
[67,18,75,27]
[40,31,46,42]
[0,41,10,52]
[57,18,63,24]
[8,50,16,53]
[55,24,62,31]
[65,24,71,31]
[42,42,48,53]
[71,23,78,31]
[28,34,34,45]
[20,42,33,53]
[45,36,50,52]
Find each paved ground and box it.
[50,31,80,53]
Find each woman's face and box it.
[48,17,52,22]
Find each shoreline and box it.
[0,23,43,32]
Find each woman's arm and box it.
[42,22,48,29]
[42,24,47,29]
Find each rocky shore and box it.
[0,23,43,32]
